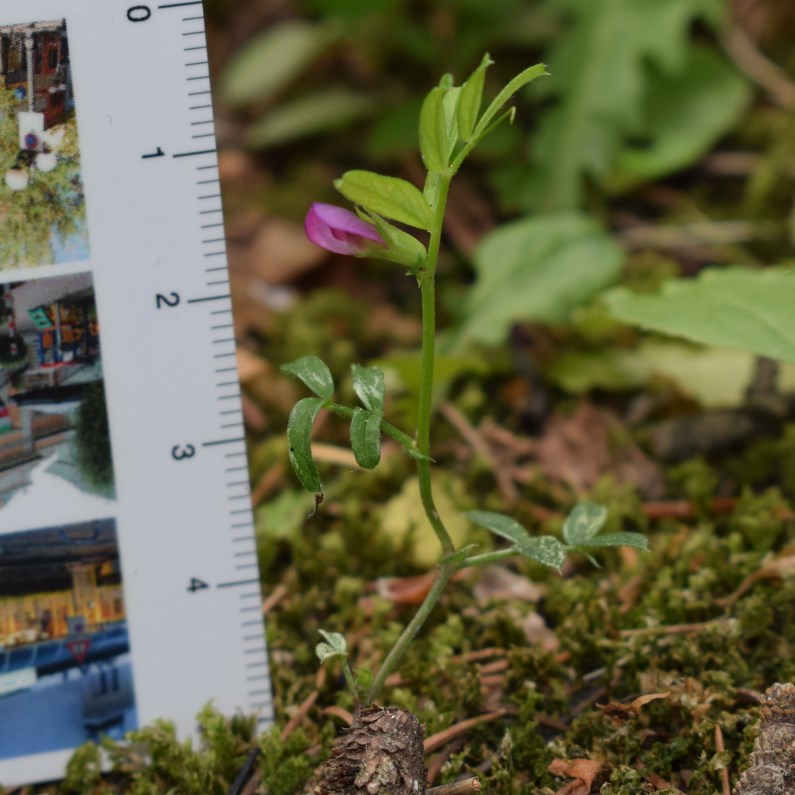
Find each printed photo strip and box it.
[0,518,137,760]
[0,19,88,270]
[0,271,115,529]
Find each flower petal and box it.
[305,203,385,255]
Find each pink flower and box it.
[304,203,386,255]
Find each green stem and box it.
[341,659,360,703]
[416,172,454,556]
[366,172,456,705]
[366,560,456,704]
[459,548,518,568]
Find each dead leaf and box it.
[549,758,603,795]
[598,692,669,720]
[472,565,545,605]
[376,572,436,605]
[536,402,664,498]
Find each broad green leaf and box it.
[509,0,726,211]
[458,53,493,142]
[515,536,567,570]
[362,213,427,269]
[246,89,376,150]
[562,502,608,545]
[419,87,448,171]
[604,267,795,365]
[220,20,337,107]
[445,213,622,352]
[281,356,334,400]
[573,532,649,550]
[351,364,385,413]
[316,629,347,663]
[466,510,533,546]
[350,407,382,469]
[286,397,324,493]
[335,170,433,230]
[608,46,750,191]
[474,62,548,138]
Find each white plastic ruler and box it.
[0,2,271,785]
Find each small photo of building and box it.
[0,272,115,525]
[0,518,137,760]
[0,19,88,269]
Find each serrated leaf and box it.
[604,267,795,365]
[466,511,533,546]
[419,87,448,171]
[515,536,567,570]
[444,213,622,353]
[350,407,382,469]
[474,62,548,138]
[220,20,337,107]
[573,532,649,550]
[608,45,750,191]
[281,356,334,399]
[562,502,608,545]
[286,397,324,493]
[316,630,347,663]
[351,364,385,413]
[458,53,493,142]
[335,170,433,230]
[513,0,726,211]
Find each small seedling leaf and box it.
[572,531,649,551]
[466,510,533,547]
[316,630,347,663]
[350,407,382,469]
[515,536,567,571]
[286,396,324,493]
[562,501,608,545]
[457,53,493,141]
[351,364,385,413]
[335,170,433,230]
[419,86,448,171]
[281,356,334,400]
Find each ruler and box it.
[0,2,271,785]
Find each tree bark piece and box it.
[734,683,795,795]
[309,706,426,795]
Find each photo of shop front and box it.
[0,273,115,524]
[0,519,137,759]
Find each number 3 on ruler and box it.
[171,444,195,461]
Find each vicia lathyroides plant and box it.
[283,54,649,707]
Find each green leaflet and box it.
[465,511,567,570]
[457,53,493,142]
[351,364,385,413]
[562,502,608,545]
[286,397,324,493]
[335,170,433,230]
[281,356,335,400]
[418,87,449,171]
[350,407,382,469]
